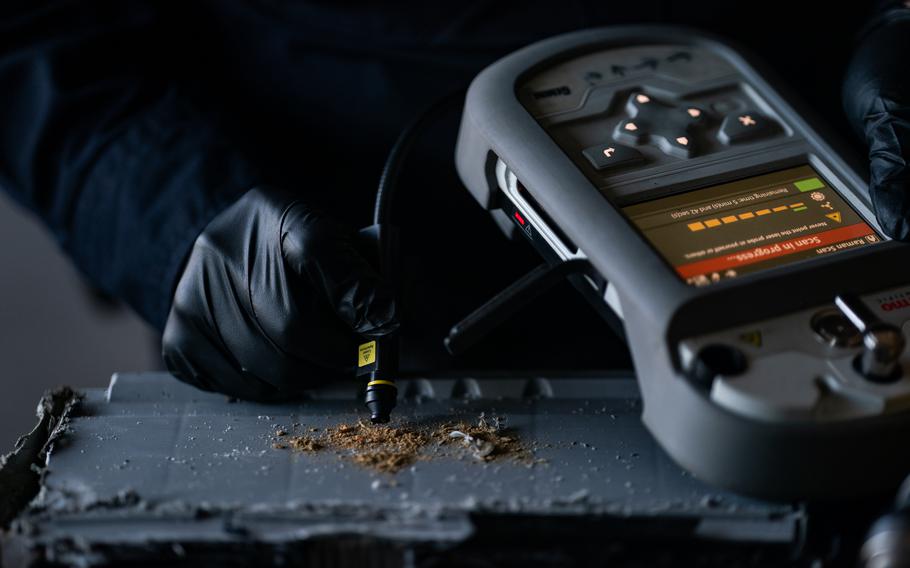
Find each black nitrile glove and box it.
[843,2,910,240]
[162,187,397,400]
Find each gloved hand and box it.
[162,187,397,400]
[843,2,910,240]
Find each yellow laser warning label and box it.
[739,330,763,348]
[358,341,376,367]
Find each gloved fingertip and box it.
[871,180,910,241]
[877,213,910,242]
[278,202,401,335]
[358,300,400,336]
[345,282,399,336]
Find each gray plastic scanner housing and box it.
[455,26,910,500]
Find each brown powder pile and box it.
[273,415,532,474]
[287,435,323,452]
[327,422,429,474]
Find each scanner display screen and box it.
[623,165,881,286]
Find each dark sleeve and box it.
[0,1,262,329]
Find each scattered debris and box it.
[567,489,590,504]
[274,415,532,474]
[287,436,323,452]
[435,415,525,462]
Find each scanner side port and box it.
[496,159,583,262]
[496,159,625,336]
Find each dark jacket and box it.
[0,1,874,329]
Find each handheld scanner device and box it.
[455,26,910,500]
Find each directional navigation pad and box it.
[613,93,708,159]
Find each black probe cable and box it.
[359,88,467,424]
[373,87,468,227]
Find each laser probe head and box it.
[365,379,398,424]
[357,336,399,424]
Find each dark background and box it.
[0,192,158,450]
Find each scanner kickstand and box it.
[445,258,594,355]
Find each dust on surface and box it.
[287,436,323,452]
[273,414,534,474]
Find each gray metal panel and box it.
[5,373,802,565]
